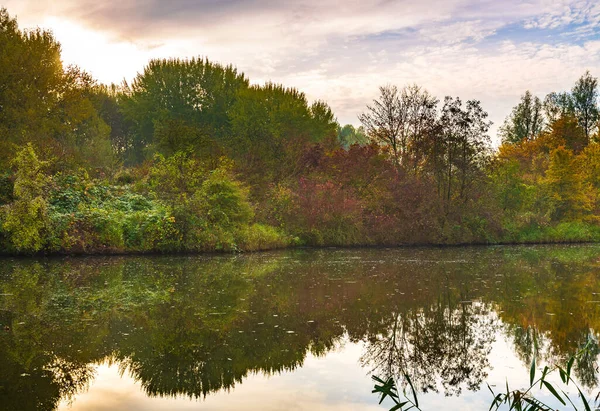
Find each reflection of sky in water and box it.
[2,245,598,411]
[58,330,592,411]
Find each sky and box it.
[4,0,600,142]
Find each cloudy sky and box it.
[4,0,600,142]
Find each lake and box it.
[1,245,599,410]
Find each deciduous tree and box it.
[571,70,599,143]
[544,146,591,221]
[500,91,544,144]
[2,144,50,252]
[359,84,437,168]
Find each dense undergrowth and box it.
[2,142,600,255]
[0,146,292,254]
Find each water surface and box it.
[1,245,599,410]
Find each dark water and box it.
[1,245,599,410]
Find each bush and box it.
[81,208,125,250]
[236,224,290,251]
[3,144,50,253]
[200,166,254,227]
[123,208,181,252]
[113,168,136,185]
[111,193,153,212]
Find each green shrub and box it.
[236,224,290,251]
[49,170,91,213]
[46,212,76,252]
[3,144,50,253]
[81,208,125,249]
[50,187,85,214]
[111,193,153,212]
[136,209,180,252]
[113,168,136,185]
[1,147,292,254]
[548,221,600,242]
[200,166,254,227]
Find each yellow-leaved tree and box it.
[2,144,50,252]
[543,146,592,221]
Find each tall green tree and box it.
[337,124,368,149]
[0,8,62,167]
[229,83,337,182]
[90,84,134,164]
[489,158,528,214]
[53,66,115,171]
[121,58,249,163]
[309,100,338,145]
[0,8,113,171]
[433,97,491,209]
[500,91,544,144]
[543,92,573,125]
[571,70,599,143]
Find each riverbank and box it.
[2,220,600,256]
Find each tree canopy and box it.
[1,6,600,254]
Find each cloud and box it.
[4,0,600,143]
[523,0,600,30]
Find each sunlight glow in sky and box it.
[5,0,600,140]
[56,333,575,411]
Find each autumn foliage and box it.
[2,7,600,253]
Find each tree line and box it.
[2,7,600,254]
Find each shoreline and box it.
[1,238,598,258]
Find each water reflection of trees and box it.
[0,246,599,410]
[361,296,498,396]
[491,247,600,389]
